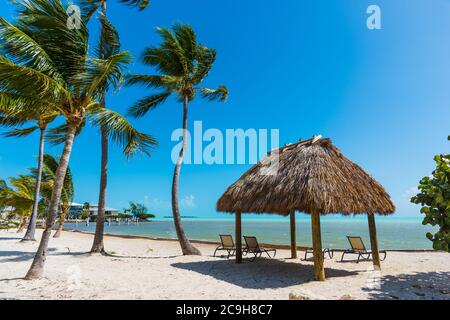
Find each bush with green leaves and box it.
[411,154,450,252]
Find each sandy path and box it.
[0,229,449,300]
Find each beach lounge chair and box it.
[341,236,387,263]
[303,247,334,260]
[243,236,276,262]
[213,234,236,259]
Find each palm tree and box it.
[0,0,156,279]
[1,174,35,232]
[127,24,228,255]
[36,154,74,238]
[80,0,151,254]
[0,15,61,241]
[0,108,58,241]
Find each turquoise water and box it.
[64,215,436,250]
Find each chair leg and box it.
[328,250,334,259]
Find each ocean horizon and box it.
[64,215,436,250]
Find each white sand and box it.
[0,229,449,300]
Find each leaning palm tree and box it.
[0,108,58,241]
[0,16,60,241]
[80,0,151,254]
[0,0,155,279]
[35,154,74,238]
[127,24,228,255]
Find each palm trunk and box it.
[171,96,201,255]
[91,0,108,254]
[91,100,108,253]
[17,217,27,233]
[22,125,47,241]
[53,208,67,238]
[25,123,78,280]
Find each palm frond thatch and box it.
[217,137,395,215]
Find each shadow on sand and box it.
[365,271,450,300]
[0,248,82,263]
[172,258,358,289]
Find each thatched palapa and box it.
[216,137,395,281]
[217,137,395,215]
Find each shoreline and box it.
[62,228,436,253]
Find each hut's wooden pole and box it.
[290,210,297,259]
[311,210,325,281]
[367,213,381,269]
[235,212,242,264]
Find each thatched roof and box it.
[217,137,395,215]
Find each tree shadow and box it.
[365,271,450,300]
[105,253,180,260]
[0,248,57,262]
[172,258,358,289]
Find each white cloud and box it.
[180,195,196,208]
[144,196,171,210]
[402,186,419,199]
[143,195,196,211]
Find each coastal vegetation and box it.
[0,154,73,235]
[0,0,155,279]
[124,201,155,220]
[412,148,450,252]
[0,93,58,241]
[126,24,228,255]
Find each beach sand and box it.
[0,229,449,300]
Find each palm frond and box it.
[199,85,228,102]
[118,0,151,11]
[0,115,27,127]
[79,0,102,21]
[142,26,189,77]
[75,51,131,98]
[46,120,86,146]
[89,108,157,157]
[192,46,217,84]
[14,0,89,82]
[41,154,74,204]
[0,17,61,80]
[127,91,171,118]
[96,14,121,59]
[125,74,180,90]
[0,55,69,103]
[173,23,197,72]
[3,126,38,138]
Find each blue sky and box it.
[0,0,449,218]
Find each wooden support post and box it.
[290,210,297,259]
[311,210,325,281]
[235,212,242,264]
[368,213,381,269]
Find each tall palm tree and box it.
[80,0,151,254]
[127,24,228,255]
[0,0,155,279]
[0,109,57,241]
[0,15,61,241]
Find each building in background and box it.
[68,202,119,217]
